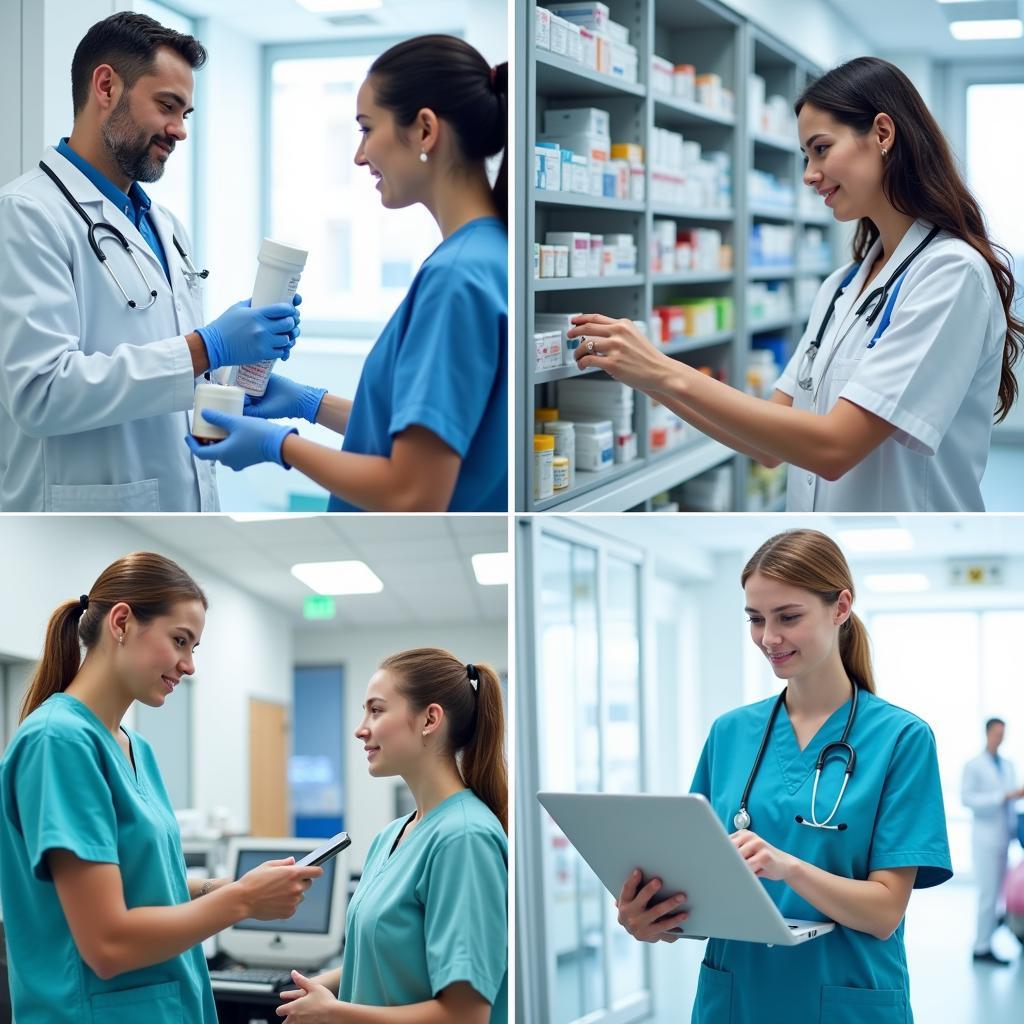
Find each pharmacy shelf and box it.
[535,274,645,291]
[797,263,832,276]
[517,0,842,512]
[652,94,736,128]
[652,270,733,285]
[535,191,646,213]
[546,439,734,511]
[536,50,647,99]
[747,266,795,280]
[652,204,733,221]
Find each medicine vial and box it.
[191,382,245,444]
[235,238,309,397]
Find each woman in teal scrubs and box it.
[616,529,952,1024]
[0,552,322,1024]
[188,35,508,513]
[276,647,508,1023]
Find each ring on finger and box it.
[586,339,595,354]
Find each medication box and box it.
[543,106,611,138]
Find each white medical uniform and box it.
[961,750,1019,954]
[776,218,1005,511]
[0,147,217,511]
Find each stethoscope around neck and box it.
[796,225,941,392]
[733,681,859,833]
[39,160,209,311]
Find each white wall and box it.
[294,622,508,869]
[0,517,293,833]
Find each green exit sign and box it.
[303,596,336,620]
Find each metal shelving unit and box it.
[516,0,843,512]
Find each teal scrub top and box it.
[0,694,216,1024]
[339,789,508,1022]
[688,690,952,1024]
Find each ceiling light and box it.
[836,528,913,553]
[472,552,510,586]
[294,0,382,13]
[291,560,383,595]
[864,573,930,593]
[950,18,1023,38]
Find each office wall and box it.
[0,518,293,833]
[295,621,508,868]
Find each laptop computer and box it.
[537,792,834,946]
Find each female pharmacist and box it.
[616,529,951,1023]
[0,552,322,1024]
[187,35,508,512]
[274,648,508,1023]
[569,57,1021,511]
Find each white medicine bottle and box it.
[234,238,308,397]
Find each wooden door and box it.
[249,698,288,836]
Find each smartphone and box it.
[296,831,352,868]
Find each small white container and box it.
[553,456,570,490]
[235,238,308,398]
[191,382,245,442]
[533,435,555,501]
[553,245,570,278]
[544,420,576,487]
[539,245,557,278]
[574,419,614,472]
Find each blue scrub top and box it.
[327,216,508,512]
[339,789,508,1021]
[0,694,216,1023]
[689,689,951,1024]
[56,138,171,281]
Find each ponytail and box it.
[839,612,876,694]
[368,36,508,229]
[381,647,508,832]
[460,663,508,833]
[20,552,207,723]
[20,599,88,722]
[741,529,877,694]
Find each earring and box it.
[880,147,887,157]
[419,151,428,163]
[118,633,125,646]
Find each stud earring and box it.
[880,147,887,157]
[419,151,428,163]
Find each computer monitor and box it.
[216,837,347,970]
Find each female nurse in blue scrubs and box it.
[188,35,508,512]
[275,647,508,1023]
[615,530,952,1024]
[0,552,323,1024]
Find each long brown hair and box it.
[20,552,208,722]
[741,530,875,694]
[796,56,1021,421]
[380,647,507,832]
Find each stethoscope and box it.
[39,161,209,311]
[797,225,941,394]
[733,681,859,833]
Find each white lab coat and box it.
[0,146,218,511]
[777,218,1005,512]
[962,750,1018,953]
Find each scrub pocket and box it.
[820,984,907,1024]
[823,355,862,411]
[46,478,161,512]
[90,979,183,1024]
[692,960,733,1023]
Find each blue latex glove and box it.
[244,374,327,423]
[197,293,303,371]
[184,409,297,470]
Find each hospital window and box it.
[521,523,651,1024]
[267,52,440,337]
[291,665,345,838]
[869,609,1024,878]
[133,1,197,242]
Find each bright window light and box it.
[836,528,914,553]
[950,19,1023,39]
[472,552,510,586]
[228,513,320,522]
[291,560,383,595]
[294,0,383,13]
[864,573,931,593]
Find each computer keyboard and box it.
[208,967,298,993]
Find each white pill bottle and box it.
[234,238,308,397]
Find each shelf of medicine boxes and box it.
[536,49,647,100]
[535,190,646,213]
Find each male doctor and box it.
[0,12,300,511]
[961,717,1024,965]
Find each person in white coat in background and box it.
[962,717,1024,965]
[0,12,300,512]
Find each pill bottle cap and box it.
[535,407,560,423]
[534,435,556,452]
[258,238,309,268]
